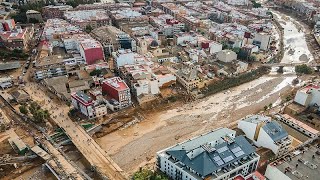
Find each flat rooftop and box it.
[271,145,320,180]
[282,114,319,135]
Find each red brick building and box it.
[102,77,131,109]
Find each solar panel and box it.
[216,160,224,166]
[223,155,234,163]
[217,146,228,153]
[213,156,222,161]
[234,150,245,157]
[231,146,242,153]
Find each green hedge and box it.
[203,67,270,96]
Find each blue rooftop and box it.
[262,121,288,142]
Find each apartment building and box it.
[112,49,151,68]
[157,128,260,180]
[238,115,292,157]
[175,65,200,92]
[253,32,271,51]
[110,8,149,30]
[71,91,107,119]
[276,114,319,138]
[91,26,136,56]
[102,77,131,109]
[294,84,320,111]
[217,50,237,63]
[26,10,43,23]
[42,19,82,41]
[42,5,73,19]
[64,10,111,30]
[176,14,200,31]
[74,3,130,11]
[61,34,105,65]
[0,25,34,51]
[150,14,185,36]
[119,64,175,104]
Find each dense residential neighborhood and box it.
[0,0,320,180]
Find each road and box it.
[0,95,85,180]
[23,82,126,180]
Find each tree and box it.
[28,102,50,123]
[295,64,313,74]
[132,169,168,180]
[89,69,102,76]
[232,47,241,54]
[248,55,256,62]
[29,18,39,24]
[237,49,249,60]
[251,0,262,8]
[19,105,29,115]
[68,108,77,117]
[10,2,46,23]
[264,105,268,111]
[85,25,93,33]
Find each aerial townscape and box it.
[1,0,320,179]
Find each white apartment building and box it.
[294,84,320,111]
[150,14,185,36]
[157,128,260,180]
[71,91,107,119]
[134,79,160,97]
[210,42,223,55]
[112,49,152,68]
[217,50,237,63]
[238,115,292,157]
[253,33,271,51]
[276,114,319,138]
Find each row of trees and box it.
[204,66,270,96]
[19,102,50,123]
[66,0,97,8]
[0,49,28,59]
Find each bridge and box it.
[58,120,127,180]
[31,143,87,180]
[0,94,90,180]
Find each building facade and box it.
[42,5,73,19]
[64,10,110,30]
[294,84,320,111]
[157,128,260,180]
[102,77,131,109]
[238,115,292,157]
[71,91,107,119]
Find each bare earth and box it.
[96,74,297,175]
